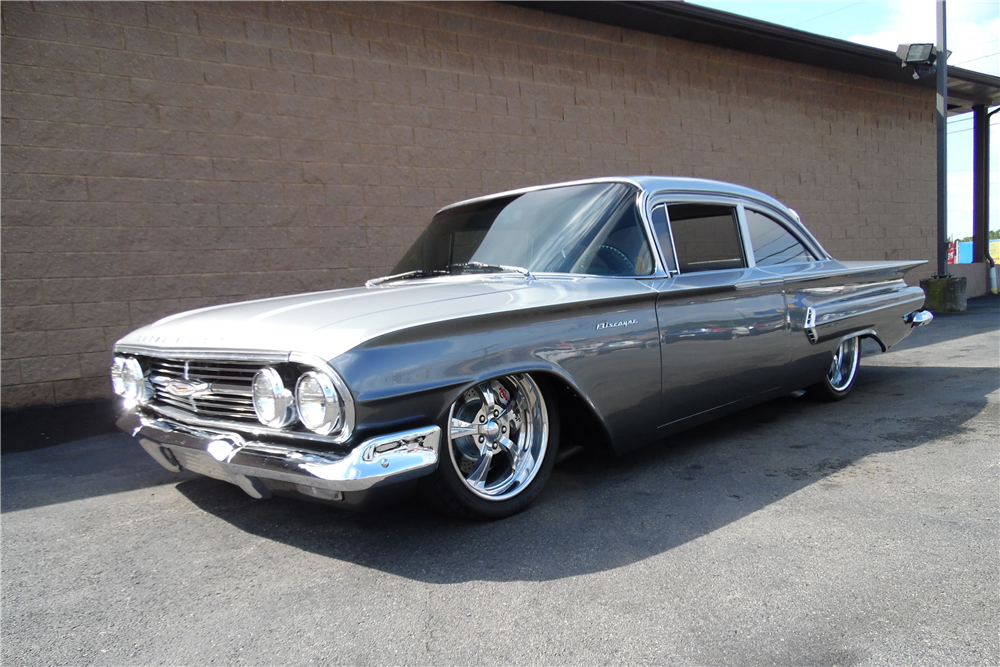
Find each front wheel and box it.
[806,337,861,402]
[420,374,559,520]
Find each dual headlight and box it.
[251,368,343,436]
[112,355,348,438]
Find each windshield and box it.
[393,182,654,276]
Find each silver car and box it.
[112,177,932,519]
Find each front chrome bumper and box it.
[117,409,440,501]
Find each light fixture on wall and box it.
[895,43,950,80]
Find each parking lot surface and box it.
[3,298,997,666]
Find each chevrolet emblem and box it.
[163,379,210,397]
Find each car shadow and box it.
[173,361,997,583]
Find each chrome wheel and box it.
[447,374,549,501]
[827,337,860,392]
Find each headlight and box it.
[111,356,150,403]
[295,371,342,435]
[252,367,297,428]
[111,356,127,396]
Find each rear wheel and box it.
[807,337,861,402]
[421,374,558,519]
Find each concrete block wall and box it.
[1,1,937,408]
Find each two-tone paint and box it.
[114,176,930,502]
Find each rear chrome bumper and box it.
[904,309,934,326]
[117,409,440,501]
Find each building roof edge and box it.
[509,1,1000,112]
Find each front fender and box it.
[331,293,661,451]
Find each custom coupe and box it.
[113,177,932,519]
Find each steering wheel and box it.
[596,244,636,275]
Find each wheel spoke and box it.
[497,435,518,470]
[450,417,479,439]
[466,450,493,489]
[477,385,496,412]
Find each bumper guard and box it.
[118,409,440,500]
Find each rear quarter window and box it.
[744,209,814,266]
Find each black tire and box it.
[806,337,861,402]
[419,374,559,520]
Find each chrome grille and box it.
[145,358,262,423]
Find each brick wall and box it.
[1,1,937,409]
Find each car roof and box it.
[630,176,792,213]
[436,176,830,261]
[440,176,800,223]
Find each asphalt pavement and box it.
[3,297,998,666]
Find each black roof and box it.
[512,1,1000,114]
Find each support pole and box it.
[971,104,990,265]
[936,0,948,277]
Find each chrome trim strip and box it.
[802,278,905,295]
[114,345,288,362]
[634,187,670,278]
[365,269,663,285]
[645,202,681,276]
[735,277,785,290]
[804,291,925,344]
[119,409,440,493]
[736,202,756,269]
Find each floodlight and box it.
[896,43,935,65]
[895,43,951,80]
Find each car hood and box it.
[116,275,654,362]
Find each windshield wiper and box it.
[365,269,447,287]
[367,263,536,287]
[449,261,535,282]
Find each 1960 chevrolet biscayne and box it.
[112,177,932,519]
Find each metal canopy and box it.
[512,1,1000,115]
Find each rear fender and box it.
[803,283,925,349]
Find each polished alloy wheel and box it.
[827,337,860,392]
[447,374,549,501]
